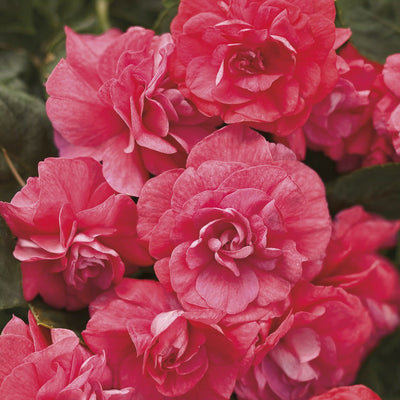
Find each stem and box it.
[1,148,25,187]
[96,0,111,32]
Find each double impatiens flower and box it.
[1,0,400,398]
[0,312,135,399]
[46,26,220,196]
[0,157,152,310]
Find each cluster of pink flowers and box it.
[1,0,400,398]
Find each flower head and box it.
[0,312,134,399]
[137,125,331,321]
[0,157,152,310]
[46,27,219,196]
[170,0,338,135]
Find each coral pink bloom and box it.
[304,44,381,168]
[0,157,152,310]
[46,26,219,196]
[235,283,373,400]
[0,312,134,399]
[83,278,240,400]
[170,0,338,136]
[137,125,331,322]
[301,43,399,171]
[314,206,400,345]
[309,385,381,400]
[374,53,400,157]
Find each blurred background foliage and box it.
[0,0,399,398]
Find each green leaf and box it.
[0,218,26,310]
[0,0,102,75]
[162,0,179,8]
[0,0,35,35]
[109,0,164,30]
[336,0,400,63]
[153,0,180,34]
[304,150,339,184]
[0,50,31,91]
[0,85,56,186]
[0,211,25,311]
[29,298,89,339]
[356,328,400,399]
[326,163,400,219]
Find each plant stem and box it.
[1,148,25,187]
[96,0,111,32]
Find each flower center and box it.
[63,244,107,289]
[188,208,254,276]
[225,37,296,79]
[229,49,266,75]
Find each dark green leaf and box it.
[110,0,164,30]
[356,328,400,399]
[0,85,56,186]
[0,0,35,35]
[336,0,400,63]
[153,0,180,34]
[327,163,400,219]
[0,0,102,72]
[0,50,31,91]
[29,298,89,338]
[304,150,339,184]
[0,218,26,310]
[162,0,179,8]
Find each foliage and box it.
[336,0,400,63]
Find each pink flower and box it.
[83,278,240,400]
[235,283,373,400]
[137,125,331,322]
[0,157,152,310]
[170,0,338,136]
[374,53,400,157]
[300,43,400,171]
[46,27,219,196]
[314,206,400,344]
[0,312,134,399]
[309,385,381,400]
[303,44,382,168]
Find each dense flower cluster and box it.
[1,0,400,398]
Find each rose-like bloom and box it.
[374,54,400,157]
[303,43,384,170]
[46,26,219,196]
[309,385,381,400]
[299,42,400,171]
[235,283,373,400]
[83,278,240,400]
[314,206,400,345]
[0,312,134,399]
[137,125,331,322]
[170,0,338,136]
[0,157,152,310]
